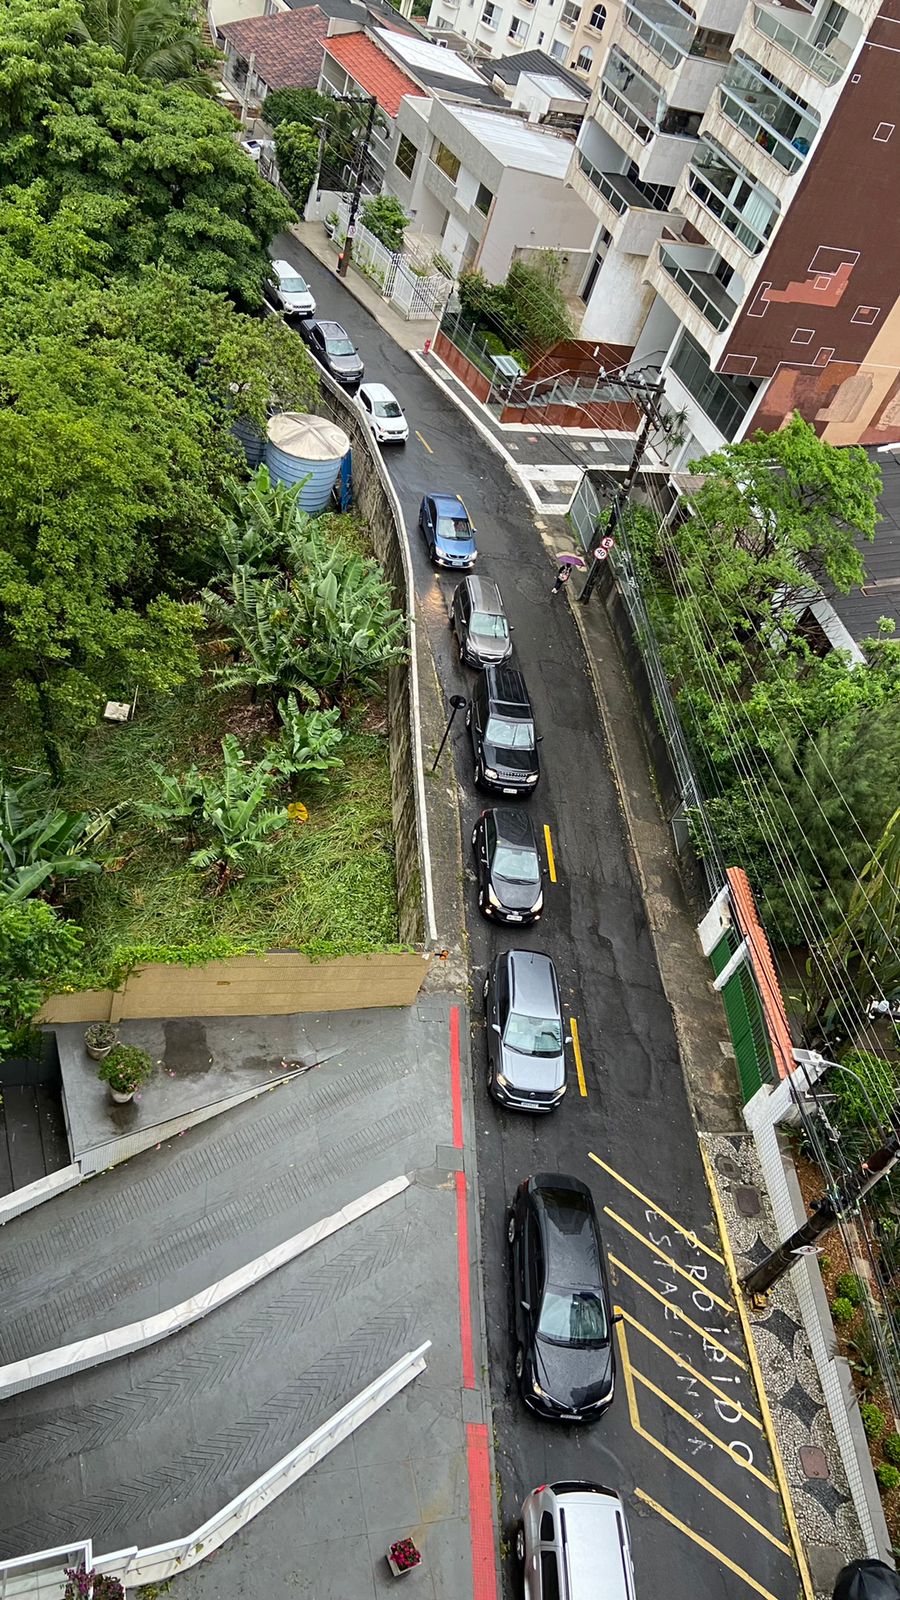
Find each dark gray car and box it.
[450,576,512,668]
[299,319,364,390]
[484,950,568,1112]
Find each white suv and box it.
[268,259,316,318]
[519,1482,636,1600]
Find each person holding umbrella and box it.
[550,551,585,598]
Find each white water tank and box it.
[265,413,350,511]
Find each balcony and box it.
[748,3,849,83]
[622,0,696,67]
[572,149,679,252]
[717,52,819,174]
[685,135,780,255]
[667,328,762,440]
[656,242,739,330]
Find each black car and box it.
[484,949,567,1111]
[509,1174,616,1422]
[468,664,540,795]
[298,319,364,390]
[451,576,512,668]
[472,809,542,924]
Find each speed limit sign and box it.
[593,536,616,562]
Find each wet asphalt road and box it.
[273,235,800,1600]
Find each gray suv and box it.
[484,949,568,1111]
[518,1482,636,1600]
[450,576,512,668]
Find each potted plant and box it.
[387,1539,422,1578]
[97,1043,154,1104]
[84,1023,118,1061]
[64,1569,125,1600]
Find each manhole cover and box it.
[800,1445,829,1479]
[716,1154,742,1179]
[734,1185,762,1217]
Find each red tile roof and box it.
[323,32,419,119]
[220,7,329,92]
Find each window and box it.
[561,0,581,25]
[540,1511,555,1543]
[590,2,606,25]
[576,44,593,69]
[540,1552,561,1600]
[688,136,779,253]
[669,330,761,439]
[474,181,494,215]
[814,0,847,50]
[550,37,567,57]
[481,0,499,25]
[509,14,528,36]
[432,140,461,181]
[394,133,417,179]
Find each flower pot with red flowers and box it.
[387,1539,422,1578]
[97,1043,154,1104]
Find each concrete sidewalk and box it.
[0,998,497,1600]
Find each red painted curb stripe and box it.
[450,1004,463,1149]
[467,1422,499,1600]
[456,1168,476,1390]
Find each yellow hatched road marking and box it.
[609,1253,746,1368]
[570,1016,587,1098]
[616,1321,791,1558]
[604,1207,735,1314]
[630,1366,777,1490]
[415,430,433,453]
[634,1490,783,1600]
[617,1309,762,1430]
[543,823,557,883]
[589,1155,724,1264]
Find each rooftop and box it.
[220,6,329,90]
[441,102,577,175]
[283,0,423,37]
[823,447,900,645]
[488,48,590,100]
[373,27,503,104]
[323,31,420,117]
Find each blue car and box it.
[419,493,477,569]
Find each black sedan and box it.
[472,809,543,924]
[297,318,364,391]
[508,1173,616,1422]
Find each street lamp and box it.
[432,694,468,773]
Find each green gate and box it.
[709,930,777,1104]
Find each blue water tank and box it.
[265,413,351,511]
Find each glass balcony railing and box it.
[658,245,737,330]
[718,51,819,171]
[688,137,779,252]
[577,151,628,211]
[624,0,695,66]
[577,151,676,214]
[750,5,845,84]
[669,330,761,439]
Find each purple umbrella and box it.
[556,553,586,568]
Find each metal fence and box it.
[437,310,641,416]
[333,203,452,322]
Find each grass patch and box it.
[54,674,399,961]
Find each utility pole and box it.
[579,376,665,604]
[337,94,377,279]
[742,1136,900,1300]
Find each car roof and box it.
[465,576,504,612]
[561,1495,632,1600]
[318,320,350,338]
[505,949,557,1013]
[360,382,399,403]
[484,663,530,709]
[531,1178,601,1282]
[430,493,468,516]
[490,808,537,850]
[272,259,306,279]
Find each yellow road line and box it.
[543,823,557,883]
[630,1366,777,1490]
[634,1490,783,1600]
[570,1015,587,1098]
[605,1207,735,1314]
[617,1309,762,1430]
[617,1321,791,1558]
[415,430,433,453]
[700,1142,813,1600]
[609,1254,746,1368]
[589,1155,724,1264]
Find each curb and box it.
[407,349,546,513]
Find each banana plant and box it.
[273,698,344,782]
[0,772,119,902]
[141,736,288,890]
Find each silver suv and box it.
[518,1481,636,1600]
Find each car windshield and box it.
[436,515,472,542]
[325,337,356,356]
[485,716,534,750]
[504,1010,562,1057]
[471,610,509,639]
[538,1287,608,1347]
[374,399,403,418]
[493,845,539,883]
[280,275,308,294]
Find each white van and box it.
[519,1482,636,1600]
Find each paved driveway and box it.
[271,235,801,1600]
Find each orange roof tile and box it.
[323,32,419,119]
[727,867,795,1080]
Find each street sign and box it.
[601,536,616,550]
[593,546,610,563]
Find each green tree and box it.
[503,252,574,354]
[263,87,333,129]
[360,194,409,253]
[274,121,319,210]
[71,0,213,86]
[0,899,85,1056]
[0,0,292,306]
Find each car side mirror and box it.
[491,1023,501,1035]
[565,1035,573,1045]
[613,1312,624,1324]
[536,735,544,744]
[521,1300,530,1311]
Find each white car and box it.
[269,259,316,318]
[357,382,409,445]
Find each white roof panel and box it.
[374,27,486,81]
[444,104,576,174]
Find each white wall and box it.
[580,242,655,343]
[440,213,473,273]
[477,168,596,281]
[213,0,265,25]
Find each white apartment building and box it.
[426,0,615,89]
[565,0,899,456]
